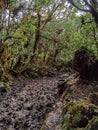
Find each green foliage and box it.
[86,116,98,130]
[0,0,98,79]
[62,102,97,130]
[0,81,11,90]
[41,115,50,130]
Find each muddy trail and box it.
[1,71,98,130]
[0,74,66,130]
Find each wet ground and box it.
[1,72,98,130]
[0,76,62,130]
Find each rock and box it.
[57,79,67,96]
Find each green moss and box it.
[0,80,11,91]
[62,102,95,130]
[86,116,98,130]
[40,115,50,130]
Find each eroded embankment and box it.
[57,73,98,130]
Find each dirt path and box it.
[0,75,65,130]
[1,72,98,130]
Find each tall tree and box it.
[67,0,98,25]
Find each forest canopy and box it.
[68,0,98,25]
[0,0,98,79]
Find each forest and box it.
[0,0,98,130]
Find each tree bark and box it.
[33,10,41,54]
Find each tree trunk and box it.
[33,10,41,53]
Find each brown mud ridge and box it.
[0,72,98,130]
[57,73,98,130]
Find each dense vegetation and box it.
[0,0,98,80]
[0,1,98,130]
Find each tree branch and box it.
[41,1,64,30]
[0,36,22,43]
[40,34,63,44]
[67,0,91,12]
